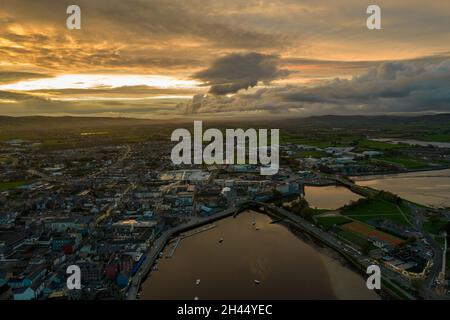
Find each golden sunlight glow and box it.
[0,99,18,104]
[50,95,193,101]
[0,74,201,91]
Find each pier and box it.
[165,225,218,258]
[180,224,217,239]
[127,188,418,301]
[166,237,181,258]
[126,206,237,300]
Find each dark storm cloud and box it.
[181,58,450,115]
[282,54,450,71]
[299,57,450,112]
[194,52,290,95]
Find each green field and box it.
[353,139,404,152]
[295,150,328,158]
[279,131,445,171]
[337,229,370,248]
[280,136,333,148]
[315,215,351,230]
[279,131,357,149]
[0,181,26,192]
[421,133,450,143]
[342,198,412,226]
[422,220,449,235]
[375,156,429,169]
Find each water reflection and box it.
[353,169,450,208]
[304,186,362,210]
[141,211,378,300]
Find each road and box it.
[96,181,136,226]
[327,174,447,299]
[83,144,132,181]
[125,172,446,300]
[409,203,445,299]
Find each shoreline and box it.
[281,220,382,300]
[139,208,383,300]
[130,207,238,299]
[349,166,450,178]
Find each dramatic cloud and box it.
[0,0,287,75]
[180,58,450,116]
[0,72,50,84]
[27,86,199,97]
[0,89,188,118]
[194,52,290,95]
[1,1,450,117]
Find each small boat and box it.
[219,237,224,243]
[255,227,260,231]
[251,219,256,226]
[254,280,260,284]
[196,279,201,285]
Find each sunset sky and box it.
[0,0,449,118]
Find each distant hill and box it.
[0,116,166,132]
[1,113,450,132]
[204,113,450,130]
[284,113,450,128]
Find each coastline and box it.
[281,221,382,300]
[138,192,408,300]
[349,166,450,178]
[139,210,381,300]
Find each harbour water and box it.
[352,169,450,208]
[140,211,378,300]
[304,185,362,210]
